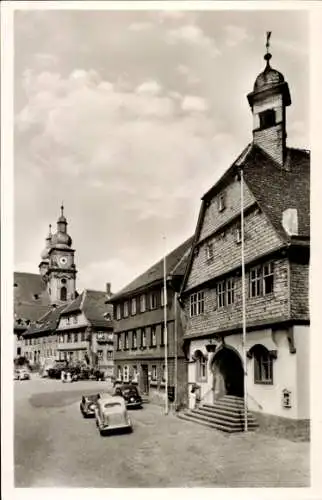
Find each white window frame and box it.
[132,330,137,349]
[217,281,226,308]
[116,304,121,320]
[151,365,157,381]
[123,365,129,382]
[140,294,146,313]
[151,326,156,347]
[123,301,129,318]
[131,297,137,315]
[226,278,235,306]
[141,328,147,348]
[190,291,205,317]
[124,331,129,350]
[150,292,157,310]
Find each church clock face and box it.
[59,256,68,266]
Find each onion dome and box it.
[51,205,72,248]
[51,231,72,248]
[253,53,285,92]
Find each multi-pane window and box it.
[132,365,138,382]
[141,328,147,348]
[217,281,226,308]
[140,294,146,313]
[107,350,113,359]
[150,326,156,347]
[226,278,235,306]
[151,365,157,381]
[253,345,273,384]
[190,291,205,317]
[124,332,129,350]
[250,263,274,298]
[132,330,137,349]
[123,365,129,382]
[196,352,207,382]
[117,366,122,380]
[131,298,137,315]
[97,350,103,360]
[206,242,214,260]
[150,292,157,310]
[123,301,129,318]
[117,334,122,351]
[116,304,121,320]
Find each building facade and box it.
[109,238,192,408]
[56,287,114,377]
[180,47,310,420]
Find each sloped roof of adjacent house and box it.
[109,236,193,302]
[60,289,113,329]
[181,144,310,293]
[203,144,310,242]
[24,304,68,336]
[14,272,51,327]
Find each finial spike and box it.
[60,203,64,217]
[264,31,272,67]
[49,223,52,234]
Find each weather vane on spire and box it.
[264,31,272,65]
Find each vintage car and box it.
[14,368,31,380]
[114,384,143,409]
[80,393,101,418]
[94,396,133,435]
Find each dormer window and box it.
[259,109,276,129]
[236,227,242,244]
[218,193,226,212]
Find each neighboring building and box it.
[14,272,51,358]
[180,46,310,421]
[109,238,193,408]
[56,287,114,378]
[22,304,66,366]
[15,206,114,376]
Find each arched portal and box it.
[211,346,244,401]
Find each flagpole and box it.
[240,168,248,432]
[174,291,178,412]
[163,236,169,416]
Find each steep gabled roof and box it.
[181,143,310,294]
[14,272,51,324]
[110,236,193,302]
[24,304,67,336]
[59,289,113,328]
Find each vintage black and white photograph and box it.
[3,0,321,494]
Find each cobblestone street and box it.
[15,377,309,488]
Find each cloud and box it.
[177,64,201,85]
[181,95,208,113]
[224,25,253,47]
[158,11,186,21]
[136,79,162,96]
[166,25,220,58]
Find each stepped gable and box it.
[110,236,193,302]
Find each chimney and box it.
[106,282,112,297]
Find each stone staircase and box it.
[177,395,258,433]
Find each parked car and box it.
[114,384,143,409]
[94,396,133,436]
[80,394,101,418]
[14,368,30,380]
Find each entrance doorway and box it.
[211,346,244,401]
[141,364,149,394]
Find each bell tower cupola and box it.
[247,32,291,166]
[46,205,77,304]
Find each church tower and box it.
[44,205,77,303]
[247,32,291,166]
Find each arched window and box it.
[60,286,67,301]
[193,350,207,382]
[249,344,275,385]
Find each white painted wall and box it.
[188,327,306,419]
[294,325,310,419]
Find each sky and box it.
[14,7,309,294]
